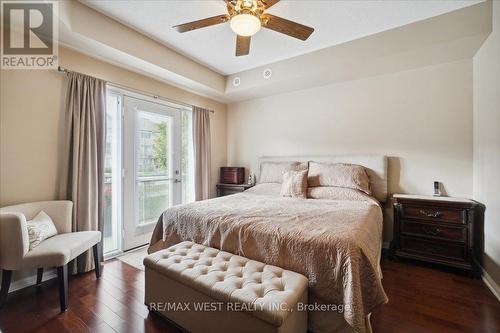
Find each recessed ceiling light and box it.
[263,68,272,79]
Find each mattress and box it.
[148,183,388,333]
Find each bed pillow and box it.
[307,186,373,201]
[26,211,58,250]
[280,170,308,198]
[259,161,308,184]
[245,183,282,196]
[308,162,371,194]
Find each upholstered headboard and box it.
[258,155,388,203]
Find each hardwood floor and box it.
[0,257,498,333]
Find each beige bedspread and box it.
[148,184,388,333]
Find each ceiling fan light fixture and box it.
[230,13,261,37]
[173,0,314,56]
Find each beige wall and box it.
[228,59,474,241]
[0,47,227,206]
[473,0,500,286]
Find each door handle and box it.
[423,227,441,236]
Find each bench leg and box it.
[93,244,101,278]
[0,270,12,308]
[57,265,68,312]
[36,268,43,288]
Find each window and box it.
[103,92,121,255]
[181,109,195,204]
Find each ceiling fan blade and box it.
[262,0,280,9]
[173,14,230,33]
[236,35,251,56]
[261,14,314,41]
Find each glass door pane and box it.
[136,111,172,225]
[122,95,181,251]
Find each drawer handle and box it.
[423,246,439,254]
[423,227,441,236]
[419,209,443,218]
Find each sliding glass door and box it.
[122,96,181,251]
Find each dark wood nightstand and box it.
[391,194,484,276]
[216,183,254,197]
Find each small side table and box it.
[216,183,254,197]
[391,194,484,276]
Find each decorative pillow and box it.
[280,170,308,198]
[259,161,308,184]
[308,162,371,194]
[26,211,58,250]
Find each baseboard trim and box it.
[481,266,500,302]
[9,270,57,293]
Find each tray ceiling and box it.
[83,0,483,75]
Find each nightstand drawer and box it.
[400,236,466,261]
[401,205,466,224]
[401,220,466,242]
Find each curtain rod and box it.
[57,66,214,114]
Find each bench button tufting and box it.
[146,245,308,331]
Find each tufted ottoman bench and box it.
[144,241,308,333]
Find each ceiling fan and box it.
[172,0,314,56]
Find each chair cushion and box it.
[22,231,101,268]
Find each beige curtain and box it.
[59,72,106,274]
[193,106,212,201]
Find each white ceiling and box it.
[82,0,483,76]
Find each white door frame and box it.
[106,85,189,254]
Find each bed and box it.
[148,155,389,333]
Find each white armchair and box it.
[0,200,101,311]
